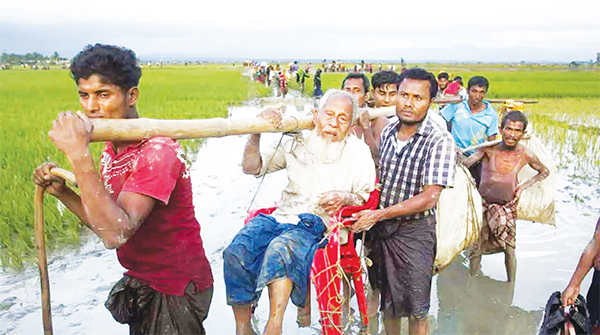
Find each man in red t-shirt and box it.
[32,44,213,334]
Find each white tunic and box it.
[258,130,376,224]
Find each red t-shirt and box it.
[99,136,213,296]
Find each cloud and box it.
[1,0,599,62]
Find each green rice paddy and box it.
[0,65,267,267]
[0,64,598,268]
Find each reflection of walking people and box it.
[463,111,549,283]
[562,216,600,333]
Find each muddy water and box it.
[1,102,598,335]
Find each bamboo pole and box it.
[487,99,539,104]
[89,107,395,142]
[462,138,502,152]
[433,96,464,104]
[34,168,77,335]
[431,97,540,105]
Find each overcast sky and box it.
[1,0,599,63]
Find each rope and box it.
[310,215,371,333]
[245,133,285,212]
[311,220,346,331]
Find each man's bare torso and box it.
[479,144,530,204]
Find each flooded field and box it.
[1,102,599,335]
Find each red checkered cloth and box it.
[480,196,519,251]
[469,196,520,258]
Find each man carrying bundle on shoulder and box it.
[223,89,376,335]
[462,110,549,283]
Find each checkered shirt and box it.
[378,114,457,220]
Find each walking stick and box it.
[34,168,76,335]
[31,107,394,332]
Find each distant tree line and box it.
[1,51,63,64]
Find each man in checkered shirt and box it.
[352,68,456,335]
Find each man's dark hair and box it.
[70,44,142,90]
[341,72,370,93]
[454,76,463,85]
[437,72,449,80]
[467,76,489,92]
[398,68,438,99]
[501,110,528,130]
[372,70,399,90]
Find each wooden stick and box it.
[431,97,540,105]
[50,168,77,184]
[34,187,53,335]
[89,108,394,142]
[433,96,464,104]
[487,99,539,104]
[462,138,502,153]
[34,167,76,335]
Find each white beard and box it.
[300,130,347,164]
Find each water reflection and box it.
[436,255,543,335]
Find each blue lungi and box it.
[223,213,326,308]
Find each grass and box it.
[295,66,600,99]
[292,66,599,180]
[526,98,600,180]
[1,63,598,268]
[0,64,266,268]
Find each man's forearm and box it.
[242,134,263,175]
[567,238,600,288]
[55,187,89,225]
[518,171,549,191]
[463,150,484,168]
[362,126,378,157]
[520,151,550,191]
[68,149,131,247]
[364,117,386,162]
[379,186,442,221]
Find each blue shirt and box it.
[440,100,499,150]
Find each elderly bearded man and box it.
[352,68,457,335]
[223,89,376,335]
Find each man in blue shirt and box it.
[440,76,499,185]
